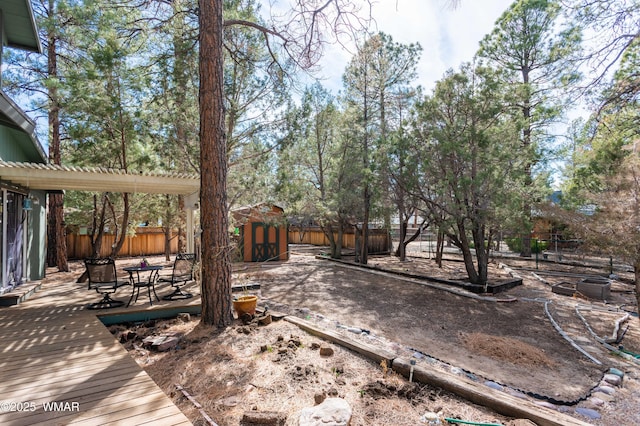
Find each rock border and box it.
[285,316,591,426]
[317,255,522,294]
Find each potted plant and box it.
[232,281,258,317]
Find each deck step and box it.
[0,282,42,306]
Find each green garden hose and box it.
[445,418,503,426]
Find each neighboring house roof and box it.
[0,161,200,195]
[1,0,42,53]
[232,203,285,215]
[232,203,286,224]
[0,90,47,163]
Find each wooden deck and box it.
[0,260,200,425]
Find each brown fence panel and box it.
[311,232,330,246]
[368,232,390,254]
[342,233,354,248]
[66,227,177,259]
[289,230,310,244]
[66,233,86,259]
[288,227,389,253]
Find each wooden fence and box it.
[68,225,391,259]
[288,226,391,254]
[66,227,178,259]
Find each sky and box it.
[21,0,515,152]
[299,0,515,94]
[273,0,576,188]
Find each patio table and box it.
[123,265,163,307]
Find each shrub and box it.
[505,238,548,253]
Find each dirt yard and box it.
[113,248,640,425]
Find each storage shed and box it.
[233,204,289,262]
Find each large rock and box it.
[603,373,622,387]
[142,334,180,351]
[575,407,601,420]
[299,398,352,426]
[155,336,180,351]
[591,391,614,402]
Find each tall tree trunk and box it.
[455,221,481,285]
[108,194,130,258]
[46,0,68,272]
[321,224,340,259]
[163,194,172,260]
[379,91,393,254]
[435,231,444,268]
[359,62,369,265]
[354,225,360,262]
[459,247,480,284]
[90,194,108,258]
[178,194,186,253]
[199,0,233,327]
[360,188,370,264]
[164,224,172,260]
[520,67,532,257]
[396,221,408,261]
[395,218,426,260]
[472,223,489,286]
[336,224,344,259]
[172,3,189,256]
[47,194,67,270]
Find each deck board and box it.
[0,266,196,426]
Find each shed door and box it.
[251,222,279,262]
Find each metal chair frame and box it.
[84,258,126,310]
[159,253,196,300]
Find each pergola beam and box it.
[0,161,199,195]
[0,160,201,253]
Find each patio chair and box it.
[84,258,127,309]
[159,253,196,300]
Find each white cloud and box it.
[306,0,514,94]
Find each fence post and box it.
[610,256,613,276]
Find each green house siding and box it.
[26,190,46,281]
[0,126,42,162]
[0,1,46,290]
[0,119,48,286]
